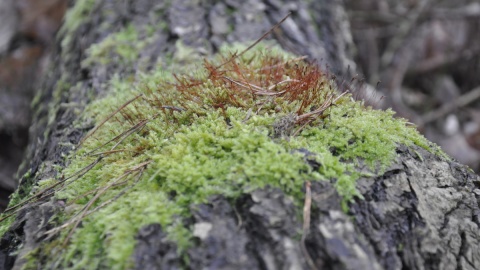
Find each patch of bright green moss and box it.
[82,24,142,67]
[17,43,444,269]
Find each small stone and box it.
[193,222,213,240]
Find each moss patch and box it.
[59,0,96,51]
[82,23,145,67]
[3,43,445,269]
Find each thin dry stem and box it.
[85,116,153,156]
[108,119,150,152]
[62,161,150,246]
[3,157,103,214]
[78,93,143,148]
[222,76,290,96]
[46,165,147,240]
[267,79,301,91]
[89,149,140,157]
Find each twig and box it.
[233,205,243,230]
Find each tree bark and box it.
[1,0,480,269]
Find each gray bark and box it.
[1,0,479,269]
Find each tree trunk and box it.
[1,0,480,269]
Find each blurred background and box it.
[0,0,479,211]
[347,0,480,172]
[0,0,67,211]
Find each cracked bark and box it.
[1,0,479,269]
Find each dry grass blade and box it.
[301,181,317,270]
[125,160,152,173]
[0,212,16,223]
[296,91,349,123]
[62,161,150,246]
[222,76,264,91]
[267,79,301,91]
[292,91,349,137]
[108,120,149,152]
[78,93,143,148]
[333,90,349,103]
[89,149,140,157]
[302,182,312,236]
[255,90,288,96]
[85,117,151,156]
[291,120,311,138]
[3,157,103,214]
[297,96,334,121]
[86,166,145,214]
[222,76,291,96]
[46,165,148,240]
[50,157,105,195]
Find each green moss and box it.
[11,42,445,269]
[59,0,96,50]
[82,24,142,67]
[172,40,204,65]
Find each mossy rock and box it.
[2,0,480,268]
[0,41,446,269]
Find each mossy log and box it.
[1,0,480,269]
